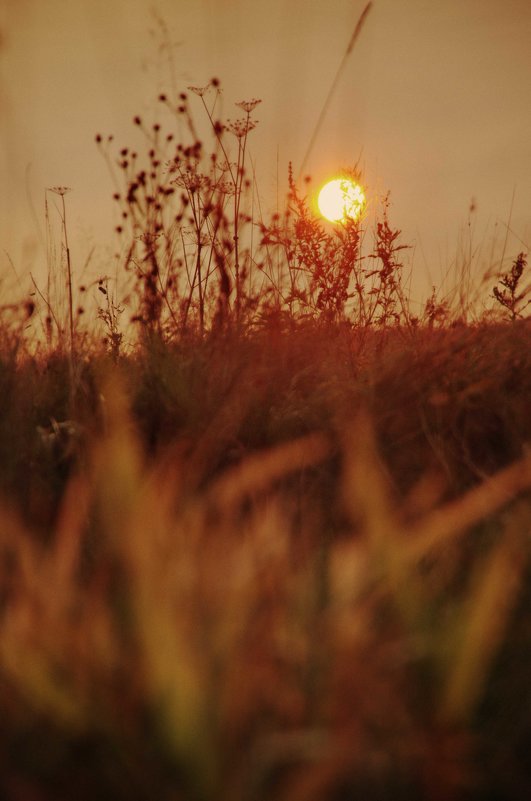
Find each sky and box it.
[2,0,531,308]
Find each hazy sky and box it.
[2,0,531,305]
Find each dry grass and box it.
[0,335,530,800]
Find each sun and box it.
[317,178,365,223]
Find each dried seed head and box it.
[227,118,257,138]
[235,98,262,113]
[187,84,210,97]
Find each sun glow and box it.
[318,178,365,223]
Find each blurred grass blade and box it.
[209,431,332,509]
[404,453,531,563]
[440,502,529,723]
[341,410,395,548]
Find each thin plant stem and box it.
[61,193,74,354]
[298,1,373,181]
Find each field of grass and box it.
[1,79,530,801]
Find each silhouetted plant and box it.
[97,80,261,338]
[95,276,124,359]
[32,186,75,352]
[366,194,410,325]
[423,286,451,327]
[260,167,411,326]
[492,251,529,320]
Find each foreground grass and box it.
[1,319,531,800]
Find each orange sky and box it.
[2,0,531,309]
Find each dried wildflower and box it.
[235,98,262,113]
[187,84,210,97]
[173,170,210,193]
[48,186,71,196]
[227,118,258,138]
[138,231,162,246]
[126,182,139,203]
[216,159,234,173]
[216,180,235,196]
[164,158,178,176]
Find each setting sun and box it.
[318,178,365,223]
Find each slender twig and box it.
[498,186,516,275]
[60,192,75,353]
[298,2,373,181]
